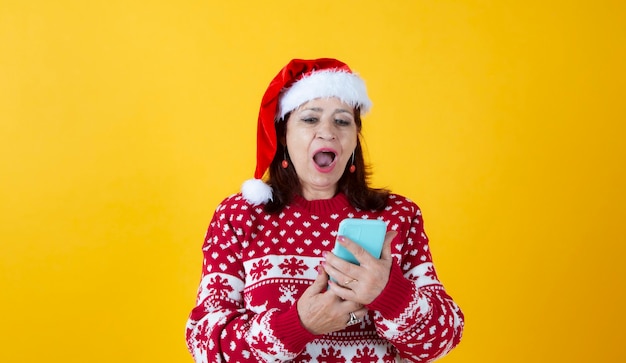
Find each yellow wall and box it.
[2,1,625,362]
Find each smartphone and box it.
[332,218,387,265]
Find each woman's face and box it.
[285,97,358,200]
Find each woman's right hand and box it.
[296,265,367,335]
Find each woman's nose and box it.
[316,119,336,140]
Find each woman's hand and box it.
[297,266,367,335]
[324,231,398,305]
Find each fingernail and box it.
[322,251,327,258]
[338,236,345,242]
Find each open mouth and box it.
[313,151,337,168]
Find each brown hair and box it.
[264,109,389,213]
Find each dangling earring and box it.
[349,151,356,173]
[281,147,289,169]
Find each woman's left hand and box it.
[324,230,398,305]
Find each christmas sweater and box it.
[186,192,464,362]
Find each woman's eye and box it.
[335,119,351,126]
[302,117,318,123]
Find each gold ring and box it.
[343,278,357,285]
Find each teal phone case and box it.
[332,218,387,265]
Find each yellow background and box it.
[2,1,625,362]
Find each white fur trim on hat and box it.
[241,178,273,206]
[277,70,372,121]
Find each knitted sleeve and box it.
[367,203,464,362]
[184,197,315,363]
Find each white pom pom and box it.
[241,178,273,206]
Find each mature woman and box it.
[185,58,464,362]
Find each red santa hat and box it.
[241,58,372,205]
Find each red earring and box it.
[349,151,356,173]
[282,148,289,169]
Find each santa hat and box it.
[241,58,372,205]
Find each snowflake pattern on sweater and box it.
[186,192,464,362]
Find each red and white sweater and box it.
[186,192,464,362]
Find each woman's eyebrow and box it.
[299,107,354,117]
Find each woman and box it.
[186,58,464,362]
